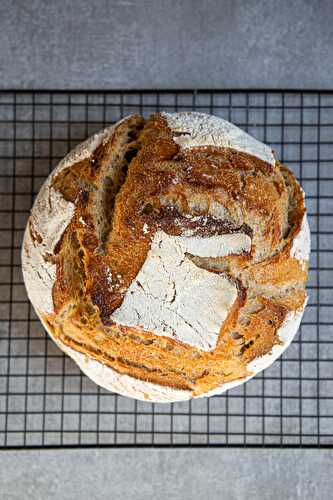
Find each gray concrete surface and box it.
[1,449,332,500]
[0,0,333,90]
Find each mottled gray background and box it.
[0,0,333,90]
[1,449,333,500]
[1,1,333,499]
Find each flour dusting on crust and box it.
[22,185,75,313]
[162,112,275,166]
[22,227,57,313]
[291,213,311,263]
[112,231,251,351]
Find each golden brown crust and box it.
[41,113,308,395]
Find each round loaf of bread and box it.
[22,112,310,402]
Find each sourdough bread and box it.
[22,112,310,402]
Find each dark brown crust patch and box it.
[145,204,253,238]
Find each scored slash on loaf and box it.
[22,112,310,402]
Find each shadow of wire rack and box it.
[0,89,332,449]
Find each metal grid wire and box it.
[0,90,332,448]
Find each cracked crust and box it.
[22,112,310,402]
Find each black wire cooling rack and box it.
[0,89,332,449]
